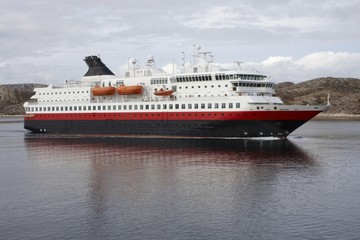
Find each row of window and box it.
[170,74,212,83]
[167,73,267,82]
[38,91,89,95]
[97,80,125,87]
[38,98,90,102]
[150,78,168,85]
[26,102,241,113]
[215,74,266,81]
[32,112,235,119]
[232,82,275,88]
[178,84,228,89]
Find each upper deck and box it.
[25,46,280,107]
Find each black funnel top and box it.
[83,55,115,76]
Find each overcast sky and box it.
[1,0,359,85]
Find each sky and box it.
[1,0,360,85]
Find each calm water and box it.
[0,118,360,240]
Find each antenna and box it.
[181,51,185,73]
[235,61,243,70]
[172,54,175,75]
[209,54,215,63]
[193,44,201,65]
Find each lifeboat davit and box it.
[117,85,143,95]
[154,88,174,96]
[91,86,116,96]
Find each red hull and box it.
[24,110,321,121]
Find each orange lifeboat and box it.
[91,86,116,96]
[154,88,174,96]
[117,85,143,95]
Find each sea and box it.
[0,118,359,240]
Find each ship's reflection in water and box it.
[24,136,316,239]
[24,135,314,164]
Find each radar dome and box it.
[130,58,137,65]
[148,55,154,62]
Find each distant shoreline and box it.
[313,113,360,120]
[1,114,360,120]
[0,115,24,118]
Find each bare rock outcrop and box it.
[0,84,46,115]
[276,77,360,115]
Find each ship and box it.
[23,46,328,138]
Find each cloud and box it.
[1,49,360,85]
[0,0,359,84]
[179,6,243,29]
[295,52,360,71]
[262,56,294,66]
[157,51,360,83]
[256,52,360,82]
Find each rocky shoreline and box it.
[314,113,360,120]
[0,115,25,118]
[275,77,360,115]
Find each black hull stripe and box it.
[24,119,308,138]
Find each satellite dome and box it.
[148,55,154,62]
[130,58,137,65]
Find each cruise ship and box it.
[23,46,328,138]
